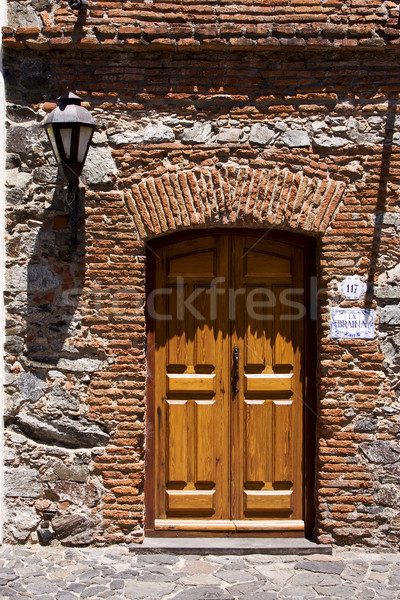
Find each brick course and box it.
[4,0,400,51]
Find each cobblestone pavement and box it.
[0,545,399,599]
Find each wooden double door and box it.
[146,232,312,535]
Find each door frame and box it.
[144,228,317,538]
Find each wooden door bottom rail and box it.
[154,519,305,531]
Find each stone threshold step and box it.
[130,538,332,556]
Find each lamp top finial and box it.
[57,92,83,106]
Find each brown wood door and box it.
[149,234,306,534]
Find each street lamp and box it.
[42,92,95,244]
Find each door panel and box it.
[153,234,305,533]
[231,237,304,524]
[155,237,230,521]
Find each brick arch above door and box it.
[124,166,346,241]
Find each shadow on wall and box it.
[6,182,109,449]
[369,96,400,398]
[26,185,86,366]
[368,94,398,288]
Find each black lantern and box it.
[42,91,95,184]
[42,92,95,245]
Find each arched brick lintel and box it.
[125,166,346,241]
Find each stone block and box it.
[15,413,110,448]
[381,213,400,227]
[7,103,37,123]
[354,418,378,432]
[125,582,176,599]
[311,120,327,132]
[377,484,400,508]
[360,440,400,464]
[49,481,100,507]
[281,129,310,148]
[313,134,348,148]
[294,560,345,574]
[6,153,21,169]
[37,527,54,545]
[279,586,316,599]
[313,585,356,598]
[5,467,42,498]
[182,123,213,144]
[6,187,24,206]
[217,128,241,143]
[28,264,60,293]
[274,120,287,132]
[254,563,294,586]
[33,165,58,183]
[386,264,400,283]
[291,572,341,586]
[381,305,400,325]
[7,2,42,28]
[4,504,41,542]
[53,461,89,483]
[143,124,175,143]
[179,574,223,585]
[214,569,253,584]
[5,335,24,354]
[7,124,40,154]
[17,371,45,401]
[55,357,102,372]
[6,263,27,292]
[5,168,32,189]
[47,389,80,415]
[52,513,101,545]
[109,130,144,145]
[381,333,400,364]
[81,146,117,186]
[7,230,38,257]
[249,123,274,146]
[52,513,88,537]
[375,287,400,299]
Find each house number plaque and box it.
[330,308,375,339]
[338,275,367,300]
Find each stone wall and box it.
[2,1,400,548]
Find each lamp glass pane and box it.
[77,126,93,163]
[60,128,73,160]
[46,126,61,164]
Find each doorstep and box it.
[130,538,332,556]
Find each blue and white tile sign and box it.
[338,275,367,300]
[330,308,375,339]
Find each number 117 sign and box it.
[338,275,367,300]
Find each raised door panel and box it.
[155,237,230,521]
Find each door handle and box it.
[232,347,239,395]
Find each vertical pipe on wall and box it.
[0,0,7,544]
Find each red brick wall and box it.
[4,0,400,50]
